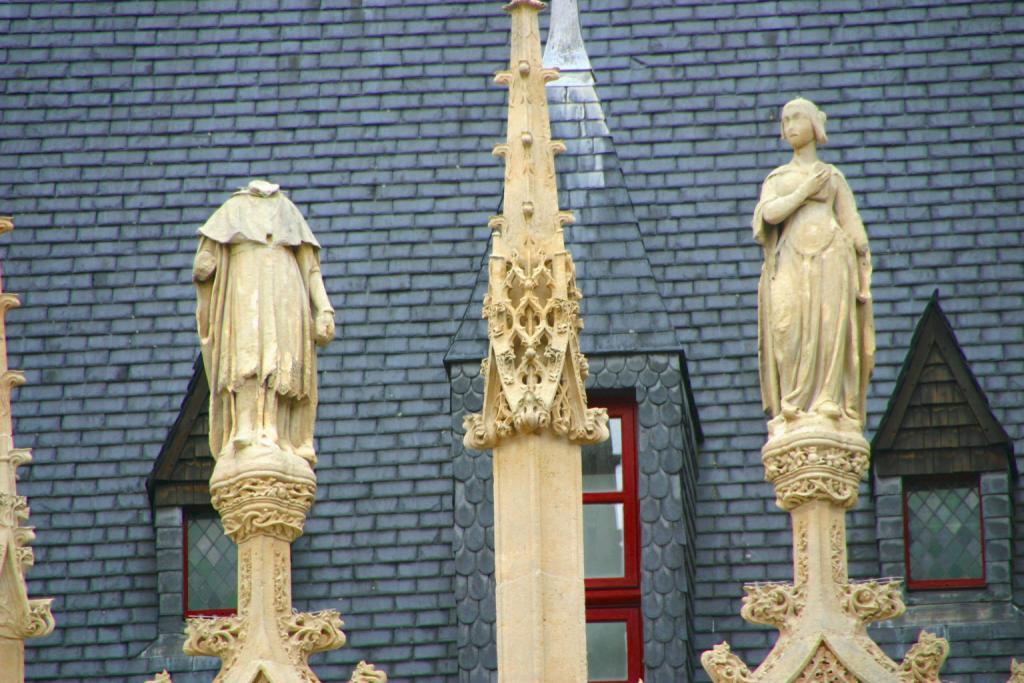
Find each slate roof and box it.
[0,0,1023,680]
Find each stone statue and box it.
[193,180,335,465]
[753,97,874,431]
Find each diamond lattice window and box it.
[904,476,985,589]
[185,507,237,615]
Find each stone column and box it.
[701,419,950,682]
[462,3,609,682]
[0,217,55,683]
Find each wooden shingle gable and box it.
[873,292,1013,477]
[146,354,214,506]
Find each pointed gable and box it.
[146,355,214,506]
[873,292,1013,476]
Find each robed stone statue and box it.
[753,98,874,433]
[193,180,335,465]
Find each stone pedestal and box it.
[702,418,949,682]
[493,433,587,682]
[184,448,344,683]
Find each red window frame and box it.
[585,605,644,683]
[584,399,643,683]
[903,474,986,590]
[183,507,237,618]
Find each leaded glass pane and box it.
[907,481,983,582]
[586,620,628,681]
[582,416,623,493]
[187,509,237,612]
[584,503,624,579]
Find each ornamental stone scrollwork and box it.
[740,582,803,630]
[839,579,905,624]
[762,437,869,511]
[349,661,388,683]
[279,610,347,660]
[898,631,949,682]
[184,614,246,666]
[701,643,755,683]
[210,475,316,543]
[19,599,55,639]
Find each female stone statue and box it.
[753,98,874,428]
[193,180,335,464]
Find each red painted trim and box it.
[585,605,643,683]
[584,400,640,591]
[584,400,643,682]
[183,507,238,618]
[903,474,987,590]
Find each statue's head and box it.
[780,97,828,148]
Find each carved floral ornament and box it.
[183,610,345,678]
[210,475,317,543]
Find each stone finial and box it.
[349,661,388,683]
[462,0,608,451]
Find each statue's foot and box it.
[294,444,317,467]
[231,432,254,450]
[781,403,798,420]
[815,400,842,419]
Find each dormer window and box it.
[873,293,1013,605]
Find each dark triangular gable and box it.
[873,291,1013,476]
[146,354,214,506]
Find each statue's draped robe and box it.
[195,191,323,458]
[753,163,875,420]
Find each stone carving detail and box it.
[829,519,845,584]
[795,519,809,585]
[0,217,55,667]
[741,582,803,630]
[701,643,755,683]
[145,671,174,683]
[349,661,388,683]
[210,475,316,543]
[1009,659,1024,683]
[794,643,858,682]
[280,611,347,660]
[763,440,869,511]
[839,579,904,624]
[184,614,246,666]
[701,101,947,683]
[462,0,607,452]
[898,631,949,682]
